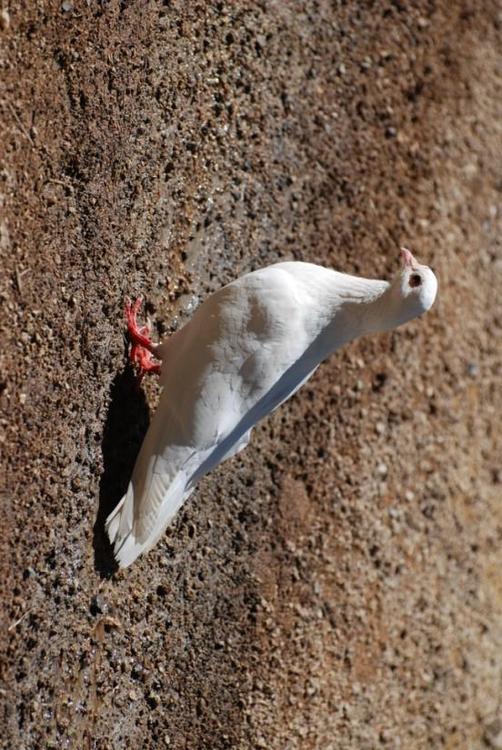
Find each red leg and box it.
[125,298,156,351]
[125,299,161,382]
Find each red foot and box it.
[125,299,161,383]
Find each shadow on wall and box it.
[93,362,150,577]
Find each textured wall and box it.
[1,1,501,748]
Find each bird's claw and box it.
[125,298,161,383]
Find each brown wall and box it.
[1,1,501,748]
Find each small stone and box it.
[0,8,10,30]
[338,63,346,75]
[61,1,74,10]
[90,594,107,616]
[376,462,388,477]
[375,421,386,435]
[146,690,159,709]
[131,663,145,681]
[466,362,479,377]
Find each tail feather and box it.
[105,482,134,543]
[105,472,191,568]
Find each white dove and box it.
[106,248,437,567]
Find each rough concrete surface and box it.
[1,1,501,748]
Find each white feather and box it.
[106,256,437,567]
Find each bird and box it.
[106,247,437,567]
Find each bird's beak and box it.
[400,247,417,268]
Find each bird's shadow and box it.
[93,363,150,577]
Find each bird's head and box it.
[388,247,438,326]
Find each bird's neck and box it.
[318,275,404,355]
[355,280,402,335]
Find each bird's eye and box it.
[409,274,422,288]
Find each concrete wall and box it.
[1,1,501,747]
